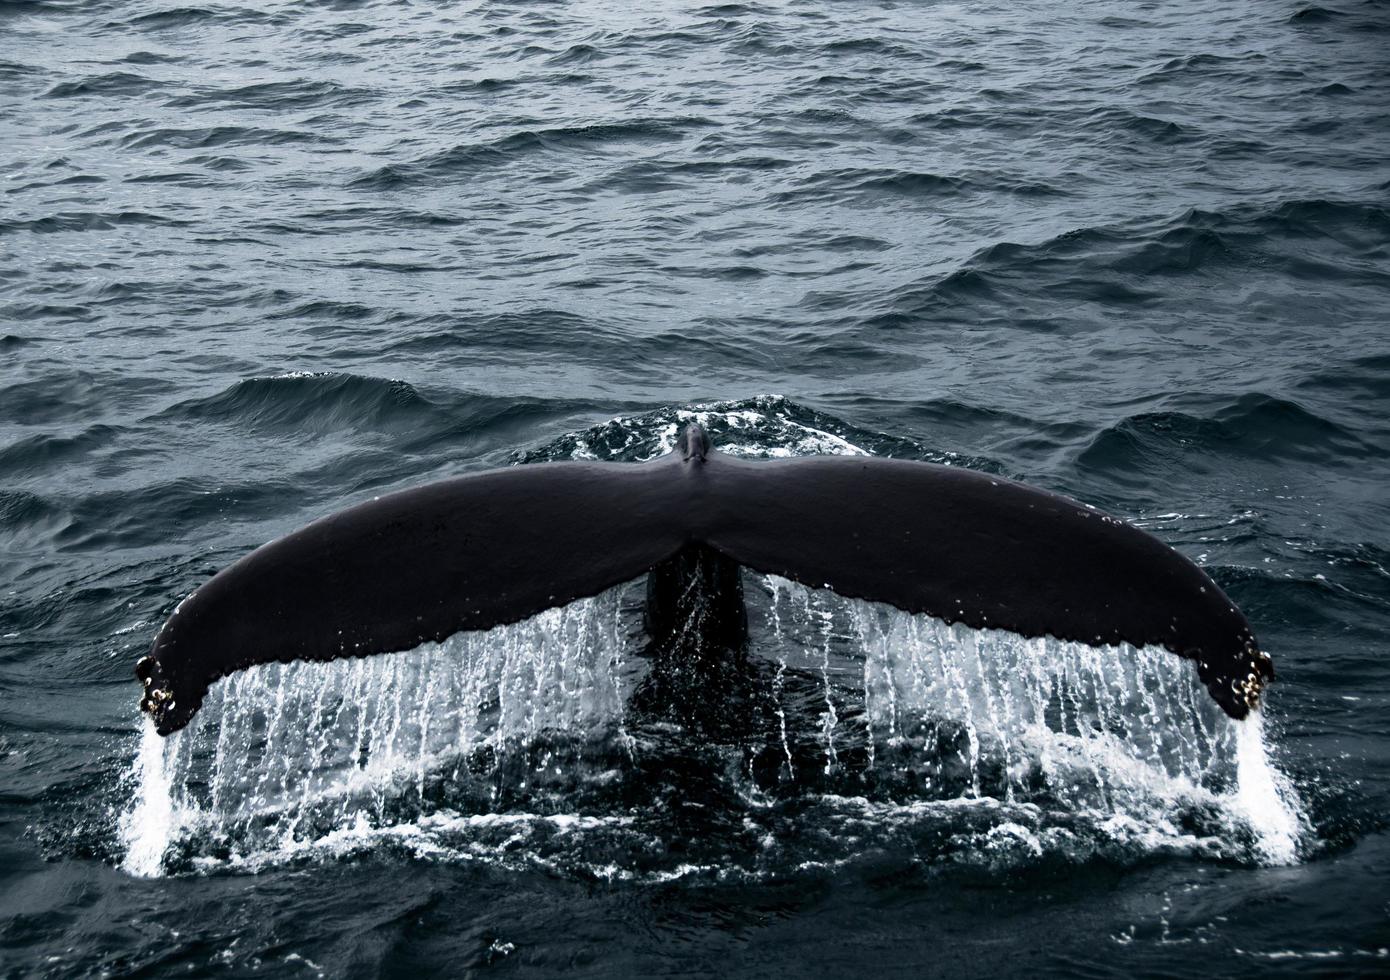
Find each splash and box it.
[512,395,981,467]
[119,718,176,877]
[120,577,1305,878]
[120,405,1304,876]
[758,581,1305,864]
[1233,711,1306,864]
[121,591,635,874]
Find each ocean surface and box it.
[3,0,1390,976]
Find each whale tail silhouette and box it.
[136,423,1271,735]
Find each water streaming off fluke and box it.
[122,578,1305,878]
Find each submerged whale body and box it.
[135,423,1273,735]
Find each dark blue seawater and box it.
[3,0,1390,975]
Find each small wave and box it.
[382,309,593,355]
[182,153,253,172]
[1077,393,1376,473]
[0,374,101,425]
[1218,566,1381,639]
[10,172,105,192]
[44,72,163,98]
[0,489,60,532]
[771,168,975,206]
[380,311,777,375]
[53,477,303,553]
[546,42,606,66]
[0,0,70,17]
[153,373,444,436]
[1084,107,1190,145]
[351,118,715,189]
[289,205,468,229]
[0,211,188,235]
[267,300,383,322]
[121,171,217,186]
[0,58,42,80]
[122,50,181,65]
[1289,6,1345,24]
[1296,352,1390,405]
[441,75,521,95]
[1264,199,1390,251]
[821,37,924,60]
[819,234,894,252]
[693,3,767,16]
[1138,52,1259,85]
[117,125,326,151]
[112,6,288,31]
[1110,224,1237,276]
[121,6,217,29]
[907,105,1031,133]
[0,425,120,479]
[580,154,793,194]
[1097,16,1156,29]
[162,77,375,111]
[872,197,1390,327]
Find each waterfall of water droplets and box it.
[121,591,635,875]
[122,578,1305,876]
[758,578,1305,864]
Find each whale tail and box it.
[136,423,1271,735]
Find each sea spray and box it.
[1235,711,1306,864]
[120,719,176,877]
[121,578,1307,876]
[120,590,635,873]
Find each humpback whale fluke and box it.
[135,423,1272,735]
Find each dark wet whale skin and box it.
[137,423,1269,735]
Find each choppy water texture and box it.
[3,0,1390,976]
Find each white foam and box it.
[780,582,1307,864]
[579,397,873,462]
[119,719,176,877]
[1234,710,1305,864]
[120,578,1307,877]
[120,591,635,875]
